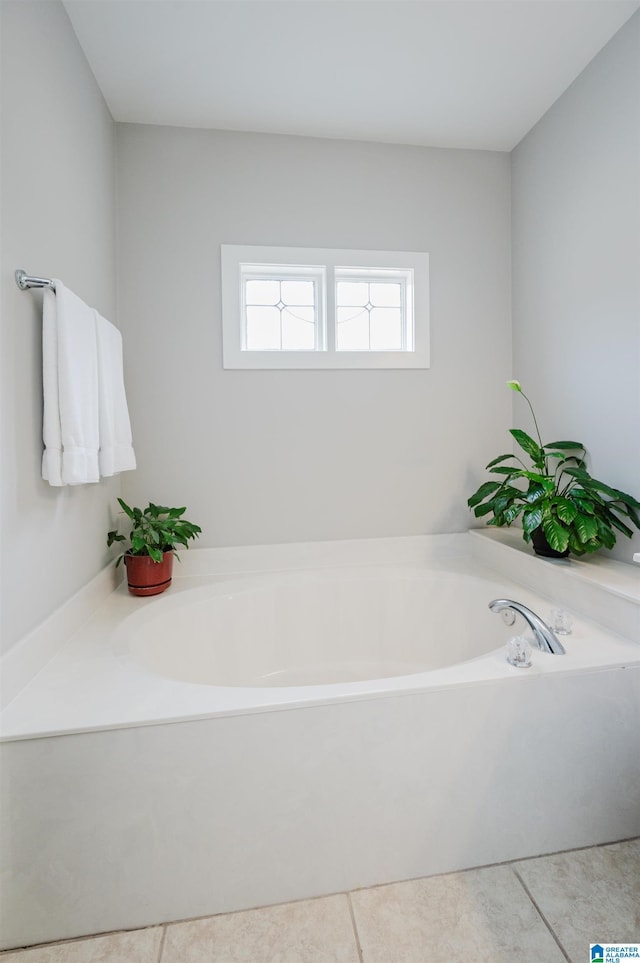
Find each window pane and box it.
[245,279,280,305]
[336,281,368,307]
[246,306,280,349]
[282,307,315,350]
[336,306,369,350]
[370,308,402,350]
[281,280,315,306]
[369,282,401,307]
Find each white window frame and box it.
[241,262,326,352]
[221,245,430,370]
[334,266,414,353]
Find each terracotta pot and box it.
[124,551,174,596]
[531,526,569,559]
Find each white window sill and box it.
[221,349,430,370]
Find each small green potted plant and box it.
[107,498,202,596]
[468,381,640,558]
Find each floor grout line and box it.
[506,834,640,866]
[156,925,167,963]
[511,865,572,963]
[346,893,365,963]
[0,925,164,959]
[341,835,640,899]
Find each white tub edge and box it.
[3,529,637,723]
[0,563,122,710]
[470,528,640,641]
[0,534,468,711]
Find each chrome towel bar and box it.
[15,269,56,291]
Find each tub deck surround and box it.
[471,526,640,601]
[0,562,123,710]
[1,533,639,950]
[0,534,638,742]
[470,527,640,641]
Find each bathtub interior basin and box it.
[126,567,518,687]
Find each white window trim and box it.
[221,245,430,370]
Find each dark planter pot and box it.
[531,527,570,559]
[124,551,174,596]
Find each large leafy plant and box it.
[468,381,640,556]
[107,498,201,565]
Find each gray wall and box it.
[8,3,634,655]
[0,1,119,655]
[116,125,512,547]
[512,12,640,561]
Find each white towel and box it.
[41,288,63,485]
[95,311,136,477]
[42,283,100,486]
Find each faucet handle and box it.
[550,608,573,635]
[506,635,533,668]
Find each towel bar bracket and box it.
[15,269,56,292]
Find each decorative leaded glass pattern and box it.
[335,278,405,351]
[244,277,317,350]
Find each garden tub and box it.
[1,533,639,950]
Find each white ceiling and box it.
[63,0,639,151]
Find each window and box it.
[335,268,412,352]
[221,245,429,370]
[242,264,324,352]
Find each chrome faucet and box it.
[489,599,566,655]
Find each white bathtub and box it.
[1,532,639,950]
[127,567,531,688]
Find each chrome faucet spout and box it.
[489,599,566,655]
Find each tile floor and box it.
[2,838,638,963]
